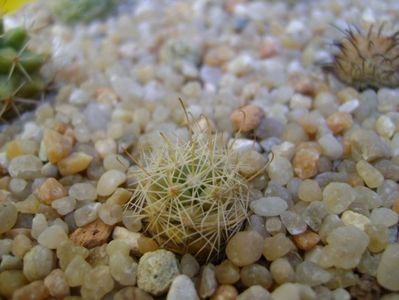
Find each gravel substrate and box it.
[1,0,399,299]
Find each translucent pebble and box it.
[8,154,43,179]
[250,197,288,217]
[181,253,200,278]
[23,245,56,281]
[211,284,238,300]
[69,182,97,201]
[36,178,68,205]
[376,115,395,139]
[12,280,49,300]
[322,182,355,214]
[237,285,271,300]
[167,275,199,300]
[74,202,101,227]
[353,186,382,210]
[109,252,137,285]
[377,244,399,291]
[298,179,322,202]
[265,217,284,235]
[51,196,76,215]
[272,283,315,300]
[356,160,384,188]
[370,208,399,227]
[0,201,18,234]
[365,224,389,253]
[280,211,307,235]
[240,264,272,289]
[11,234,32,258]
[38,225,68,249]
[58,152,93,176]
[341,210,370,230]
[263,233,295,261]
[103,154,130,172]
[292,231,320,251]
[44,269,70,298]
[350,128,388,162]
[114,287,153,300]
[122,211,143,232]
[318,134,343,159]
[96,169,127,197]
[0,239,12,256]
[0,254,22,272]
[198,264,217,298]
[0,270,28,298]
[302,201,328,231]
[215,260,240,285]
[327,111,353,134]
[81,265,114,299]
[98,202,123,225]
[296,261,332,286]
[319,214,344,243]
[267,156,293,185]
[56,240,89,270]
[64,255,92,287]
[270,258,295,284]
[31,213,48,240]
[225,231,264,267]
[95,138,117,159]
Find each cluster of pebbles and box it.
[1,0,399,299]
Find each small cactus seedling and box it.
[50,0,116,24]
[128,103,253,262]
[326,24,399,90]
[0,19,47,121]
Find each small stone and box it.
[109,252,137,286]
[322,182,355,214]
[0,201,18,234]
[237,285,271,300]
[320,225,369,269]
[113,287,153,300]
[11,234,32,258]
[370,207,399,227]
[198,264,217,298]
[0,270,28,298]
[318,134,343,159]
[350,128,388,162]
[215,259,240,285]
[267,156,294,185]
[8,154,43,179]
[69,182,97,201]
[12,280,49,300]
[23,245,56,281]
[56,240,88,271]
[356,160,384,188]
[70,219,113,249]
[271,283,314,300]
[280,211,307,235]
[51,196,76,215]
[377,243,399,291]
[225,231,264,267]
[350,274,381,300]
[235,150,267,178]
[263,233,295,261]
[97,169,127,197]
[181,253,200,278]
[292,231,320,251]
[292,143,320,179]
[341,210,371,230]
[81,265,114,300]
[250,197,288,217]
[298,179,322,202]
[43,129,74,163]
[230,105,264,133]
[376,115,396,139]
[137,249,180,296]
[31,213,48,240]
[37,225,68,250]
[354,186,382,210]
[270,258,295,284]
[365,224,389,253]
[137,236,159,254]
[211,285,238,300]
[64,255,92,287]
[98,202,123,225]
[265,217,283,235]
[6,139,38,160]
[240,264,272,289]
[44,269,70,298]
[296,261,332,286]
[95,138,117,159]
[36,178,68,205]
[327,111,353,134]
[103,154,130,172]
[302,201,328,231]
[57,152,93,176]
[167,274,199,300]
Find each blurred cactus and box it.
[0,19,47,121]
[50,0,116,24]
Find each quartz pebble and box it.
[97,169,127,197]
[198,264,218,298]
[240,264,272,289]
[237,285,271,300]
[225,231,264,267]
[370,207,399,227]
[365,224,389,253]
[267,156,294,185]
[0,270,28,298]
[57,152,93,176]
[322,182,355,214]
[137,249,180,296]
[11,234,32,258]
[12,280,50,300]
[341,210,371,230]
[250,197,288,217]
[327,111,353,134]
[211,285,238,300]
[263,233,295,261]
[292,231,320,251]
[44,269,70,298]
[230,104,264,133]
[51,196,76,215]
[270,258,295,284]
[356,160,384,188]
[81,265,114,300]
[36,178,67,205]
[43,129,74,164]
[215,259,240,285]
[295,261,332,286]
[167,274,199,300]
[181,253,200,278]
[113,287,153,300]
[280,210,307,235]
[23,245,56,281]
[377,243,399,291]
[8,155,43,179]
[292,144,320,179]
[38,225,68,249]
[298,179,322,202]
[0,201,18,234]
[64,255,92,287]
[69,182,97,201]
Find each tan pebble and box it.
[226,231,264,267]
[231,105,264,133]
[392,198,399,214]
[263,233,295,261]
[204,45,235,67]
[327,112,353,134]
[289,74,316,97]
[57,152,93,176]
[44,269,70,298]
[237,285,271,300]
[13,280,50,300]
[258,38,279,59]
[43,129,74,163]
[299,115,318,138]
[137,236,160,254]
[224,0,246,14]
[36,178,67,205]
[95,138,117,159]
[106,188,132,205]
[0,270,28,298]
[70,219,113,249]
[97,169,127,197]
[215,259,240,285]
[292,231,320,251]
[356,160,384,189]
[6,140,38,160]
[293,143,321,179]
[211,285,238,300]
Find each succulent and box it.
[326,24,399,90]
[0,19,47,121]
[128,113,252,262]
[50,0,116,24]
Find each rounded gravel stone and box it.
[226,231,264,267]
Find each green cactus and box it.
[0,19,47,121]
[50,0,116,24]
[128,110,253,262]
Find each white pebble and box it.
[250,197,288,217]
